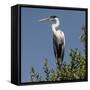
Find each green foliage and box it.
[60,48,86,80]
[43,58,50,81]
[80,26,86,48]
[30,27,86,82]
[30,67,42,82]
[30,48,86,82]
[43,59,57,81]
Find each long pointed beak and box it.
[39,17,49,22]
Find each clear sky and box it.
[21,7,85,83]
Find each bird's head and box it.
[39,16,59,24]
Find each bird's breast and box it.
[54,31,64,45]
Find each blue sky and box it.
[21,7,85,83]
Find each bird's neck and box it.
[52,18,60,34]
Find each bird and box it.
[39,16,65,70]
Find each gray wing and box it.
[53,35,65,63]
[53,36,57,58]
[53,35,62,58]
[61,46,64,63]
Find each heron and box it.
[39,16,65,70]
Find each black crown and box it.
[49,16,57,18]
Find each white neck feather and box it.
[51,18,60,34]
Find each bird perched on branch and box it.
[39,16,65,70]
